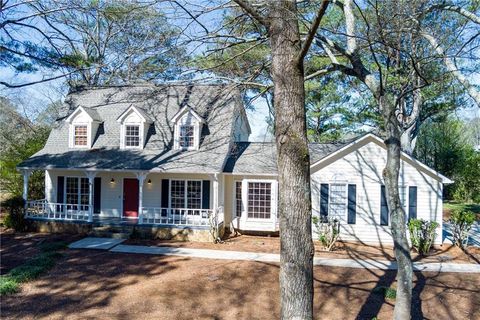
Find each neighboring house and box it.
[18,84,452,244]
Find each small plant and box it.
[312,216,340,251]
[373,286,396,300]
[1,196,26,231]
[449,209,476,248]
[408,218,439,255]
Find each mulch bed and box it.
[1,230,479,319]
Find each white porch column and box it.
[21,170,32,207]
[85,171,97,222]
[212,173,219,213]
[135,172,148,224]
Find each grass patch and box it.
[38,241,68,252]
[373,286,397,300]
[0,277,19,295]
[444,201,480,215]
[0,241,66,296]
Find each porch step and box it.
[88,226,131,239]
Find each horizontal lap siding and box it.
[311,140,443,245]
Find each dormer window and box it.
[125,125,140,147]
[171,106,204,151]
[66,106,102,149]
[74,125,88,146]
[117,106,152,150]
[179,125,194,148]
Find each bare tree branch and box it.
[232,0,269,27]
[296,0,329,64]
[421,31,480,106]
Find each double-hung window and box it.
[125,125,140,147]
[329,184,347,217]
[65,177,89,211]
[170,180,202,214]
[247,182,272,219]
[74,125,88,146]
[235,181,242,217]
[179,125,194,148]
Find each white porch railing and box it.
[140,206,224,227]
[25,199,92,222]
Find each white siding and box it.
[46,170,215,218]
[310,139,443,244]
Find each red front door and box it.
[123,179,139,218]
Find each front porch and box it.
[25,199,223,228]
[20,168,225,241]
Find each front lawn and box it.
[1,232,479,320]
[444,201,480,221]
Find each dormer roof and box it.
[116,105,153,123]
[171,106,204,124]
[66,106,102,123]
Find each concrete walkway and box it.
[108,243,480,273]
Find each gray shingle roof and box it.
[224,141,348,175]
[82,107,102,122]
[20,84,242,174]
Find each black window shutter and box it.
[161,179,169,208]
[380,185,389,226]
[347,184,356,224]
[202,180,210,209]
[93,177,101,214]
[408,186,417,220]
[320,184,329,222]
[57,176,64,203]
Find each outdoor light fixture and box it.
[147,179,152,184]
[110,178,115,184]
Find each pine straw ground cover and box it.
[1,232,479,320]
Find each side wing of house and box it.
[310,135,446,245]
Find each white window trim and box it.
[242,179,277,222]
[328,183,348,221]
[122,124,142,149]
[380,184,410,227]
[233,180,243,218]
[168,179,204,209]
[69,123,91,148]
[64,176,90,209]
[173,112,201,151]
[120,122,144,149]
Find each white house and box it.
[19,84,452,244]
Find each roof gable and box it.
[310,133,453,184]
[117,105,152,124]
[66,106,102,123]
[171,106,204,124]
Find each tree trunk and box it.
[380,96,413,320]
[269,1,314,319]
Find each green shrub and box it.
[408,218,439,255]
[449,209,476,248]
[1,196,26,231]
[312,216,340,251]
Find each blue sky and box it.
[1,1,478,140]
